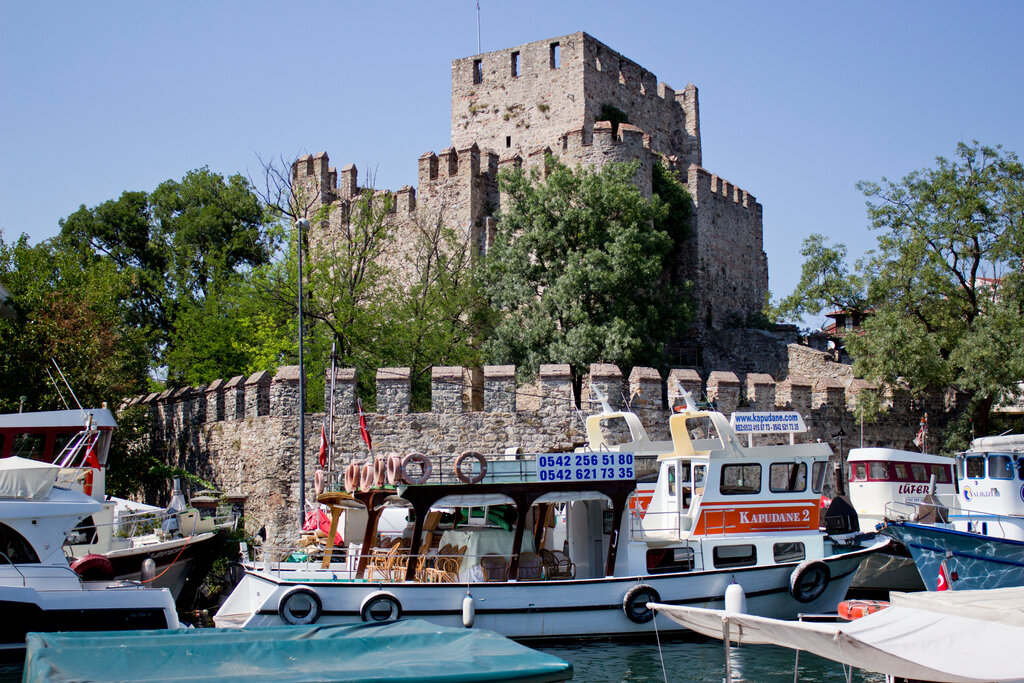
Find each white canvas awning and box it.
[651,587,1024,683]
[0,456,60,499]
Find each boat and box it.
[846,447,958,592]
[0,407,232,599]
[649,586,1024,683]
[881,433,1024,591]
[214,391,885,639]
[22,619,573,683]
[0,456,178,658]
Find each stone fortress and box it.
[294,32,768,334]
[129,34,953,546]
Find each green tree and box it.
[769,233,868,324]
[482,156,692,383]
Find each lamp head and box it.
[296,218,310,230]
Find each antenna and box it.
[46,366,71,410]
[52,359,84,414]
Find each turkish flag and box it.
[357,398,372,451]
[937,561,951,591]
[318,424,328,468]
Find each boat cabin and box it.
[846,448,957,533]
[951,434,1024,540]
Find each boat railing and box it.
[0,551,27,586]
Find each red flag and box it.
[318,423,328,468]
[84,444,100,469]
[937,561,951,591]
[357,398,372,451]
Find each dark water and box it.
[538,636,886,683]
[3,635,885,683]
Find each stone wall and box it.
[126,361,950,547]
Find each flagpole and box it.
[329,343,336,475]
[296,218,308,527]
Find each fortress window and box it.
[550,42,560,69]
[473,59,483,84]
[506,136,511,148]
[511,51,520,77]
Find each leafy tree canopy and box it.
[482,156,692,382]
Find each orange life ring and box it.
[373,456,388,487]
[344,463,359,493]
[401,452,432,485]
[386,454,403,485]
[360,462,375,491]
[454,451,488,484]
[838,599,889,620]
[83,469,94,497]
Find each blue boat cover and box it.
[23,619,573,683]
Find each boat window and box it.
[10,433,46,460]
[773,542,805,563]
[646,547,695,574]
[956,457,965,479]
[0,522,39,564]
[966,456,986,479]
[852,463,867,482]
[720,464,761,495]
[1019,459,1024,481]
[712,544,757,568]
[769,463,807,492]
[868,462,888,480]
[693,465,706,489]
[893,463,908,480]
[989,455,1014,480]
[910,464,928,482]
[931,464,952,484]
[811,462,826,493]
[667,465,676,496]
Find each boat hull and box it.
[882,521,1024,591]
[215,544,877,639]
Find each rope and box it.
[652,611,669,683]
[139,511,199,584]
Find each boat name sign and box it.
[730,412,806,434]
[536,453,635,482]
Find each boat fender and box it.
[71,553,115,581]
[454,451,488,484]
[360,463,375,492]
[462,591,476,628]
[373,456,388,487]
[622,584,660,624]
[401,452,432,485]
[140,557,157,583]
[279,585,322,625]
[837,599,889,620]
[344,463,359,493]
[386,453,403,485]
[360,591,403,622]
[724,579,746,613]
[789,559,830,603]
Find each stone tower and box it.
[297,32,768,336]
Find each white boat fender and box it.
[360,590,403,622]
[789,559,831,603]
[462,591,476,628]
[622,584,660,624]
[279,585,322,625]
[140,557,157,584]
[724,578,746,613]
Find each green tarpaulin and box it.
[23,619,572,683]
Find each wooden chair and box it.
[480,553,508,582]
[517,551,543,580]
[540,548,576,579]
[430,545,467,583]
[366,537,397,581]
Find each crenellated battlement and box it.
[686,164,759,213]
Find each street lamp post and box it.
[296,218,309,527]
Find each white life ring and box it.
[279,585,322,625]
[373,456,388,487]
[360,591,402,622]
[789,559,830,603]
[623,584,660,624]
[401,452,432,485]
[360,462,375,492]
[344,463,359,493]
[386,453,403,485]
[454,451,488,484]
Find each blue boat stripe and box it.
[904,541,1024,568]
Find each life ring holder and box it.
[386,453,403,486]
[401,452,432,485]
[789,559,830,603]
[360,591,402,622]
[279,585,322,625]
[373,456,388,487]
[360,462,375,492]
[622,583,660,624]
[344,463,359,493]
[454,451,488,484]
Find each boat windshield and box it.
[989,454,1015,480]
[965,456,986,479]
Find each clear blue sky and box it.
[3,1,1022,327]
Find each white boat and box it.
[846,447,958,591]
[0,456,178,657]
[215,392,884,639]
[650,586,1024,683]
[881,433,1024,591]
[0,407,232,599]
